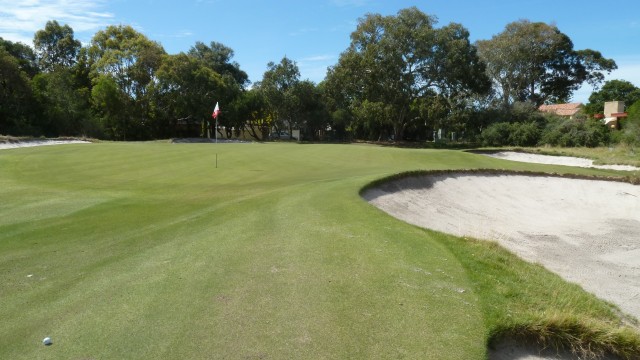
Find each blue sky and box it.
[1,0,639,102]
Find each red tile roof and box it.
[538,103,583,117]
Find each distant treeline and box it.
[1,9,639,145]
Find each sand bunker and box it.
[364,173,640,321]
[480,151,640,171]
[0,139,90,150]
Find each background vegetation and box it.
[1,8,638,145]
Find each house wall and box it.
[604,101,624,117]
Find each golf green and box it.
[0,142,634,359]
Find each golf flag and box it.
[212,102,220,119]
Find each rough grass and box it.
[511,145,640,167]
[437,235,640,359]
[0,142,639,359]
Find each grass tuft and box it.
[491,316,640,359]
[435,233,640,359]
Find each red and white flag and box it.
[212,102,220,119]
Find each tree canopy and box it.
[34,20,82,72]
[325,7,489,140]
[584,79,640,115]
[476,20,617,107]
[0,11,633,144]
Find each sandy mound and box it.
[364,173,640,320]
[479,151,640,171]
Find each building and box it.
[538,103,583,119]
[602,101,628,129]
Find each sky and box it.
[1,0,639,103]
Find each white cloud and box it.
[0,0,113,45]
[300,55,335,62]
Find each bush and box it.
[616,121,640,146]
[540,118,610,147]
[481,122,513,146]
[481,122,541,147]
[509,122,541,146]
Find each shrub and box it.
[540,118,610,147]
[481,122,513,146]
[617,121,640,146]
[509,122,541,147]
[481,122,541,147]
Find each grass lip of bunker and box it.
[363,169,640,359]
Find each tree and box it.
[584,80,640,115]
[477,20,617,107]
[0,47,35,135]
[89,25,166,139]
[0,37,38,77]
[325,7,489,141]
[255,56,301,136]
[187,41,249,87]
[231,89,271,140]
[33,20,81,72]
[91,75,127,139]
[292,80,330,140]
[32,69,91,136]
[628,100,640,121]
[151,53,226,138]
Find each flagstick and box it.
[215,118,218,144]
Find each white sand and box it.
[482,151,640,171]
[364,173,640,359]
[0,139,90,150]
[364,173,640,319]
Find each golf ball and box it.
[43,337,52,345]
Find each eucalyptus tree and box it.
[188,41,249,88]
[151,53,227,138]
[31,21,91,136]
[89,25,166,139]
[33,20,81,72]
[0,37,38,77]
[255,56,301,135]
[32,68,92,136]
[292,80,330,140]
[231,88,271,140]
[325,7,489,141]
[476,20,617,107]
[0,47,35,135]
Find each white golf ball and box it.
[43,337,52,345]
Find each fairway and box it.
[0,142,636,359]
